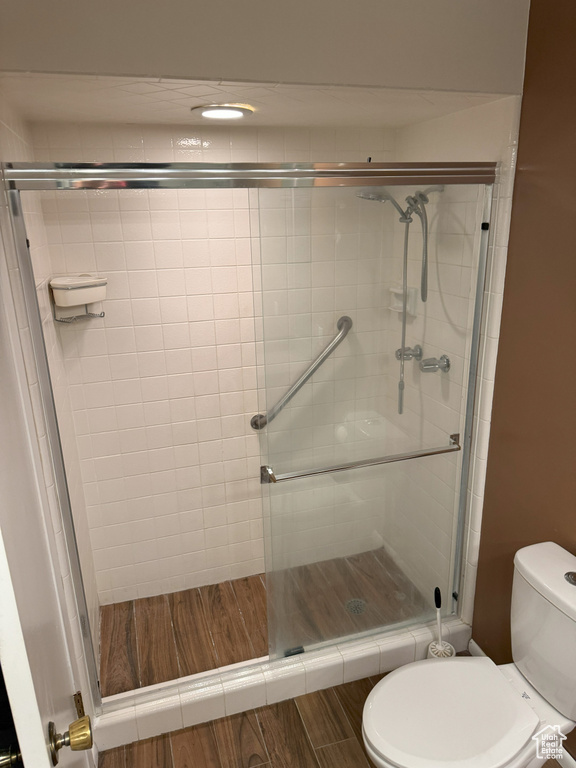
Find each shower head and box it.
[357,189,407,219]
[356,191,388,203]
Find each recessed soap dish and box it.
[389,285,417,317]
[50,274,107,323]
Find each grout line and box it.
[164,592,182,684]
[197,585,223,668]
[225,578,257,662]
[229,574,265,659]
[290,698,322,768]
[131,599,143,689]
[207,719,226,768]
[166,592,183,680]
[166,731,176,768]
[252,711,272,766]
[98,604,106,697]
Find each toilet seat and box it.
[363,657,540,768]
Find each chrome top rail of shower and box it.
[2,161,497,191]
[260,433,461,483]
[251,315,352,430]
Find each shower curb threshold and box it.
[94,617,471,751]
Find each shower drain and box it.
[346,598,367,615]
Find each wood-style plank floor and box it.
[99,674,387,768]
[99,549,429,697]
[100,574,267,697]
[99,674,562,768]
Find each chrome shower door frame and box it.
[2,161,496,711]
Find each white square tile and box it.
[411,625,437,661]
[261,657,306,704]
[443,619,472,652]
[376,632,416,673]
[339,640,381,683]
[134,690,183,740]
[221,666,267,716]
[94,707,138,751]
[302,648,344,692]
[179,673,226,727]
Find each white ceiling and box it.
[0,73,507,128]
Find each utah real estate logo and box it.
[532,725,567,761]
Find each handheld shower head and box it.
[357,189,408,219]
[356,191,387,203]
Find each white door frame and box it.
[0,195,95,768]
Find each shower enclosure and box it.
[3,161,494,708]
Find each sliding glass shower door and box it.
[4,161,494,701]
[253,182,490,658]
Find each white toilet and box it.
[363,542,576,768]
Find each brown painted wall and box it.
[473,0,576,755]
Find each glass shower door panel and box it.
[257,183,488,657]
[266,454,461,657]
[257,184,486,479]
[256,185,392,478]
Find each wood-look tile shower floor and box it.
[99,549,429,697]
[99,575,268,696]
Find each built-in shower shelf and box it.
[389,285,417,316]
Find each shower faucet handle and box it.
[395,345,423,361]
[420,355,451,373]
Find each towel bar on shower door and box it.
[260,433,461,483]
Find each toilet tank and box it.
[511,541,576,720]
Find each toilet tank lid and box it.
[514,542,576,622]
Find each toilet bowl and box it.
[362,543,576,768]
[363,656,572,768]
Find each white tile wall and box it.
[394,97,522,624]
[379,183,485,600]
[27,122,395,603]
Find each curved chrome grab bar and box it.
[251,316,353,430]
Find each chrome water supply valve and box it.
[420,355,450,373]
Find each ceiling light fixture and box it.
[191,104,254,120]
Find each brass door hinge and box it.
[73,691,85,719]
